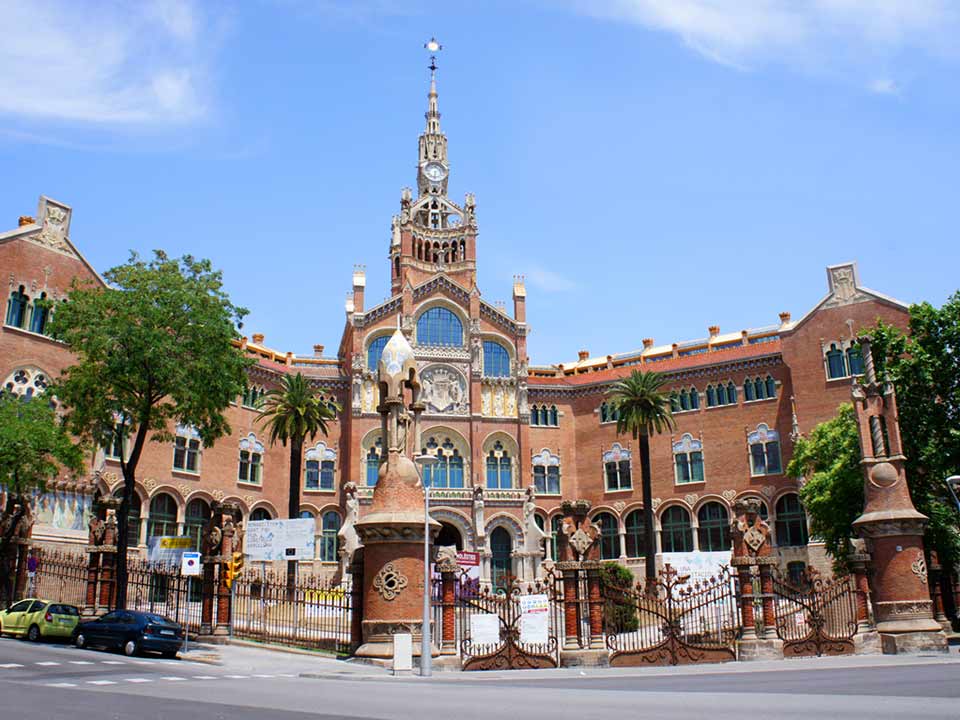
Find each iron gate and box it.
[603,565,740,667]
[457,575,561,671]
[772,570,858,657]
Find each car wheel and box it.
[27,625,40,642]
[123,639,139,657]
[75,633,87,649]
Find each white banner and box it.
[519,593,550,645]
[245,518,316,561]
[470,613,501,647]
[659,551,730,582]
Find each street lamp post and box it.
[415,453,438,677]
[944,476,960,514]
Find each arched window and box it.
[1,367,49,400]
[748,424,782,476]
[661,506,693,553]
[846,345,864,376]
[114,488,142,545]
[367,335,390,369]
[625,509,646,558]
[416,307,463,346]
[29,292,50,335]
[5,285,29,328]
[532,449,561,495]
[421,436,466,489]
[717,383,727,405]
[706,385,717,407]
[549,405,559,426]
[185,498,211,550]
[753,377,766,400]
[775,494,809,547]
[670,393,680,412]
[173,425,201,473]
[673,434,704,484]
[599,402,620,424]
[485,440,512,489]
[550,515,562,561]
[726,382,737,404]
[238,433,264,484]
[826,343,846,379]
[147,493,178,538]
[365,437,382,486]
[305,442,336,491]
[320,511,340,562]
[250,507,272,522]
[483,341,511,377]
[697,502,730,551]
[242,385,264,409]
[603,444,632,491]
[593,512,619,560]
[765,375,777,398]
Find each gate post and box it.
[199,501,228,637]
[349,552,364,652]
[848,545,873,632]
[928,553,951,630]
[214,508,239,637]
[437,553,458,654]
[584,561,604,650]
[850,337,946,653]
[731,498,783,659]
[757,560,777,639]
[97,506,119,610]
[733,563,756,639]
[83,546,100,616]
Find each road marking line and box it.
[0,663,24,668]
[162,676,186,681]
[69,661,95,665]
[101,660,126,665]
[224,674,249,679]
[193,675,217,680]
[252,674,275,678]
[36,661,61,666]
[276,673,297,678]
[87,680,117,685]
[132,660,155,665]
[46,682,77,687]
[125,678,153,683]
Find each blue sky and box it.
[1,1,958,365]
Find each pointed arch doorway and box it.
[490,527,512,591]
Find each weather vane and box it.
[424,37,443,73]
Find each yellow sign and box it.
[159,537,193,550]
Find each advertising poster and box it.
[519,593,550,645]
[245,518,316,561]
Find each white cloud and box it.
[0,0,211,124]
[571,0,959,79]
[869,77,900,95]
[525,267,578,293]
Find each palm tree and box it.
[257,373,340,590]
[608,370,676,586]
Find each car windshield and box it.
[51,605,79,616]
[142,613,173,624]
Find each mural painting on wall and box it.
[32,489,92,532]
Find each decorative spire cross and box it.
[424,37,443,75]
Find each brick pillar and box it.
[584,561,604,649]
[437,556,458,654]
[200,560,216,634]
[848,549,873,632]
[758,560,776,638]
[928,555,949,628]
[559,563,580,650]
[215,513,237,636]
[735,564,756,639]
[199,503,228,637]
[84,550,100,616]
[97,508,119,609]
[349,553,364,652]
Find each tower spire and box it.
[417,37,448,197]
[424,37,442,134]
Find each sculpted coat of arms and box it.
[420,365,467,414]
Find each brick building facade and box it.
[1,69,910,584]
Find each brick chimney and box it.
[578,350,589,362]
[642,338,654,349]
[313,344,325,357]
[352,265,366,314]
[512,275,526,323]
[779,311,792,327]
[708,325,720,338]
[252,333,265,345]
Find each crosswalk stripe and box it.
[193,675,217,680]
[0,663,24,668]
[132,660,155,665]
[36,661,61,666]
[224,674,249,679]
[125,678,153,683]
[101,660,126,665]
[87,680,117,685]
[46,682,77,688]
[252,674,275,678]
[276,673,297,678]
[162,676,186,681]
[69,661,94,665]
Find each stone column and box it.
[928,554,950,630]
[848,548,873,632]
[851,337,946,654]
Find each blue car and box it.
[75,610,183,658]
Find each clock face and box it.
[423,162,447,182]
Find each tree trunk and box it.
[114,467,134,610]
[0,494,26,606]
[286,438,304,597]
[639,433,657,588]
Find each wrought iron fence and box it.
[231,569,354,655]
[27,549,87,607]
[772,569,857,657]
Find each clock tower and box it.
[390,42,479,294]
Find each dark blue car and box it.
[75,610,183,658]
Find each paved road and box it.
[3,638,959,720]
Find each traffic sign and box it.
[181,551,202,577]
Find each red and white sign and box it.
[456,551,480,567]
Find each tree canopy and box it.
[51,250,251,607]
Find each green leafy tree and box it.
[0,394,85,602]
[51,251,251,609]
[787,404,863,572]
[599,561,639,633]
[608,370,676,584]
[257,372,339,589]
[867,296,960,568]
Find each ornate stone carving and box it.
[420,364,468,415]
[651,498,662,510]
[683,493,699,507]
[612,501,626,514]
[721,489,737,503]
[373,562,408,601]
[911,553,928,584]
[568,529,593,557]
[760,485,776,499]
[143,477,158,492]
[177,484,191,498]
